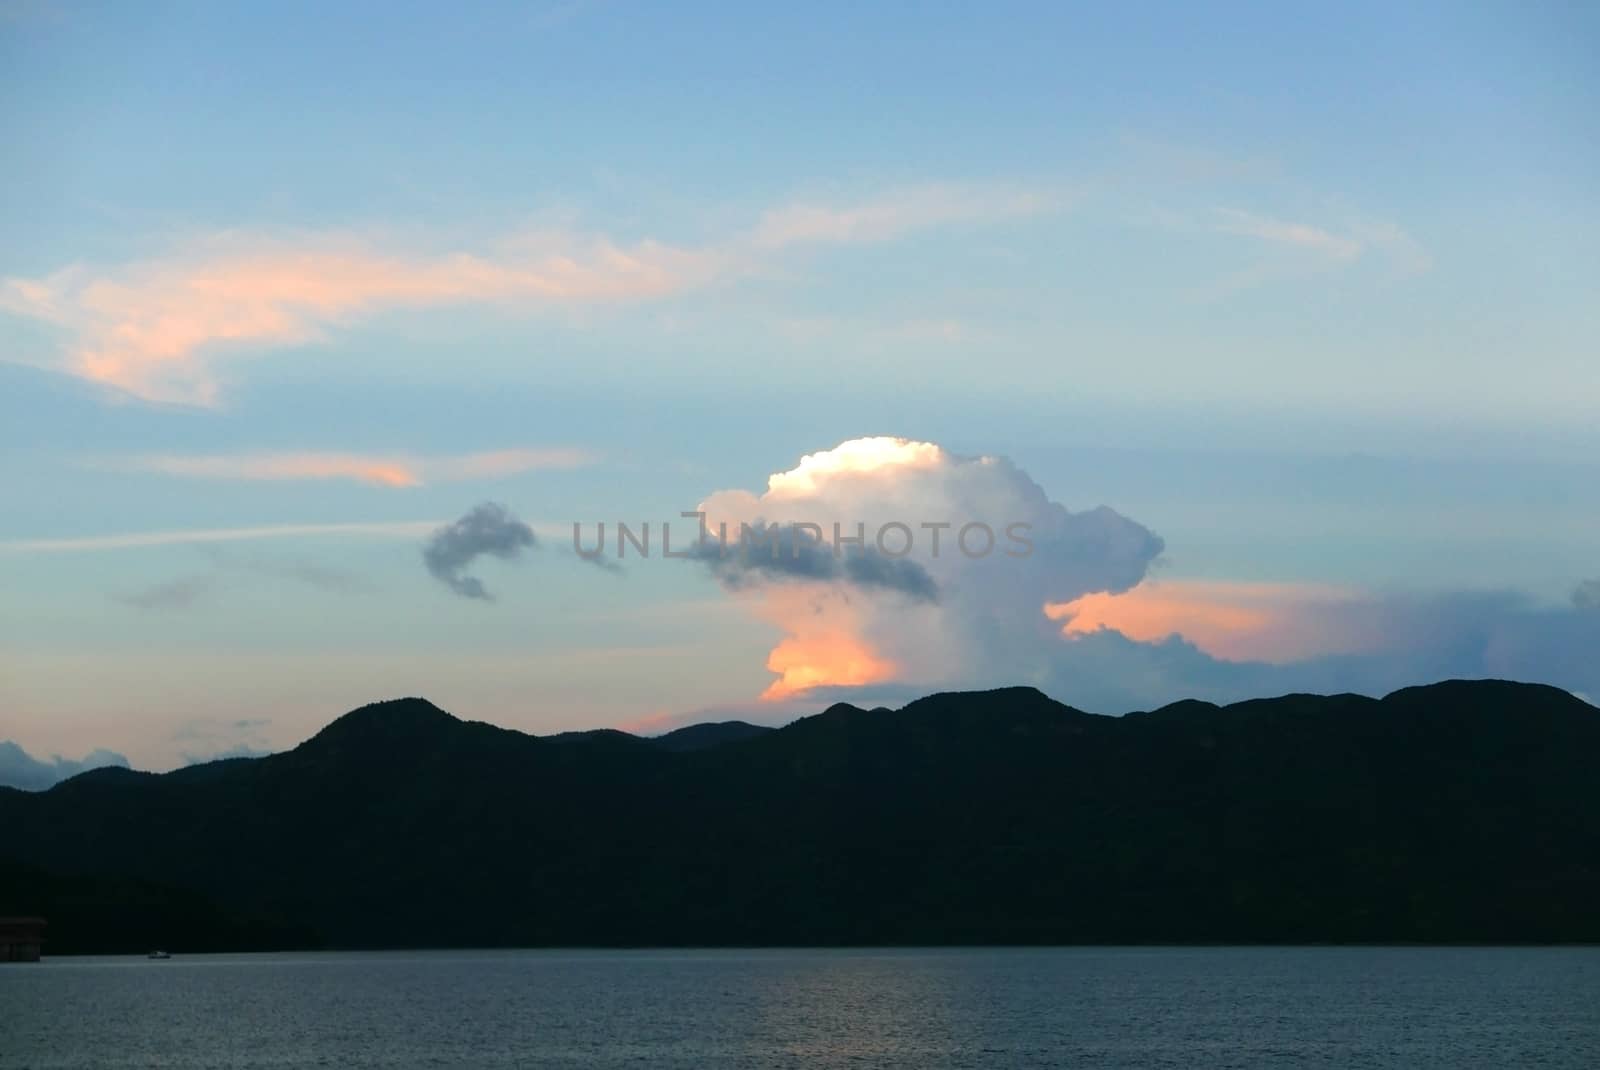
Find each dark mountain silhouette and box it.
[2,680,1597,951]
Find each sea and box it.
[3,947,1597,1068]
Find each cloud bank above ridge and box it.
[687,437,1600,711]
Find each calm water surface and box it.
[3,947,1598,1068]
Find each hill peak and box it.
[1383,677,1585,707]
[654,720,773,752]
[298,697,460,753]
[341,696,455,724]
[900,685,1074,716]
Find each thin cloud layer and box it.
[200,548,376,595]
[114,574,215,611]
[113,549,377,611]
[422,502,537,601]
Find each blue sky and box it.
[2,1,1597,773]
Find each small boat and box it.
[147,950,171,960]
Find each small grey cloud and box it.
[1574,579,1600,611]
[423,502,537,600]
[0,741,129,791]
[686,521,938,602]
[115,574,214,611]
[170,716,275,765]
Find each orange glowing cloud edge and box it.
[1047,579,1369,664]
[759,632,900,701]
[722,585,904,703]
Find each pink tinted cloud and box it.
[133,453,423,487]
[3,186,1057,406]
[2,234,712,405]
[110,447,596,487]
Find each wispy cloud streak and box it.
[1213,209,1364,261]
[0,521,442,553]
[1211,208,1431,274]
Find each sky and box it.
[2,1,1598,778]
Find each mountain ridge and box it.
[36,677,1594,792]
[3,678,1597,951]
